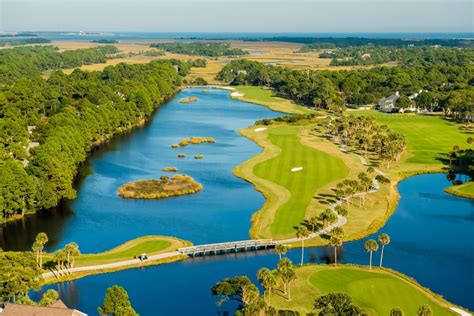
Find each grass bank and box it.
[445,182,474,199]
[232,86,315,115]
[43,235,190,268]
[271,265,457,315]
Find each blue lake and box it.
[3,88,473,313]
[0,88,281,252]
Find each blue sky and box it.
[1,0,472,33]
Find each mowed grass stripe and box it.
[254,126,349,236]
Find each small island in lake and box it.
[162,167,178,172]
[180,97,199,104]
[118,175,202,199]
[179,137,216,146]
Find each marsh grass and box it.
[179,97,199,104]
[117,175,202,199]
[179,137,216,146]
[162,167,178,172]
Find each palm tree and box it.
[364,239,379,270]
[329,237,342,267]
[64,242,80,269]
[277,257,291,294]
[35,232,48,268]
[375,175,391,211]
[53,250,67,275]
[32,241,42,267]
[277,258,296,301]
[257,268,277,305]
[242,284,260,308]
[274,244,288,260]
[296,226,310,266]
[417,305,433,316]
[329,227,344,266]
[378,233,390,267]
[308,216,319,232]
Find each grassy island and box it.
[162,167,178,172]
[180,97,199,104]
[179,137,216,146]
[194,154,204,159]
[117,175,202,199]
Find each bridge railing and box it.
[178,239,276,255]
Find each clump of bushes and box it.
[171,144,180,148]
[194,155,204,159]
[162,167,178,172]
[179,137,215,147]
[192,77,208,85]
[117,174,202,199]
[177,153,186,158]
[256,114,318,126]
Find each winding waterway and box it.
[2,88,473,314]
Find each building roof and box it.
[378,92,400,107]
[1,300,87,316]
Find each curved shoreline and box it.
[230,89,450,247]
[34,88,470,315]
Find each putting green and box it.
[353,111,469,165]
[253,126,349,235]
[310,268,455,315]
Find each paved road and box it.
[42,251,181,279]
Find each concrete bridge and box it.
[177,239,277,256]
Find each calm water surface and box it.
[5,88,473,313]
[35,173,474,314]
[0,88,281,251]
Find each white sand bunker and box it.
[450,308,472,316]
[254,127,267,132]
[291,167,303,172]
[230,92,244,97]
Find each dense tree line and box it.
[315,46,474,67]
[216,48,473,119]
[0,45,119,82]
[150,42,249,57]
[91,39,119,44]
[0,38,51,47]
[0,47,188,221]
[247,36,474,48]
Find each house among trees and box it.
[0,300,87,316]
[378,91,400,113]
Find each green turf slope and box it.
[253,126,349,236]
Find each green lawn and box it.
[445,181,474,199]
[271,265,455,315]
[233,86,314,115]
[253,126,349,235]
[311,268,454,315]
[75,240,171,264]
[44,236,189,267]
[353,111,470,165]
